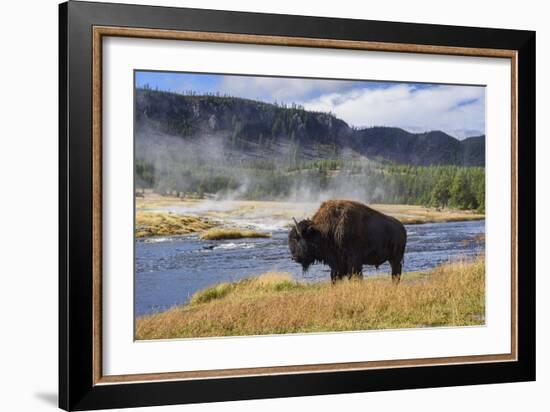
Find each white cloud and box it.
[217,76,485,139]
[219,76,357,102]
[300,84,485,139]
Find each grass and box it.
[368,204,485,225]
[200,201,484,226]
[136,193,484,230]
[199,227,271,240]
[188,273,298,305]
[136,211,218,238]
[136,257,485,339]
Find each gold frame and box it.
[92,26,518,385]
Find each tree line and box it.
[136,158,485,212]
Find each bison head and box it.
[288,218,321,272]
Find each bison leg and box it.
[330,267,338,284]
[390,260,402,285]
[331,269,346,283]
[348,258,363,280]
[329,262,346,283]
[334,262,348,281]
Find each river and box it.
[135,219,485,316]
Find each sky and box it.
[136,71,485,139]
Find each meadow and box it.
[136,257,484,339]
[135,192,484,238]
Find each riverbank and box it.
[135,211,218,238]
[135,193,484,238]
[136,257,484,339]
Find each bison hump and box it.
[312,200,377,238]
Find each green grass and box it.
[136,257,485,339]
[189,273,300,305]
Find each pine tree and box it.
[271,119,282,137]
[449,170,474,209]
[473,171,485,213]
[430,174,451,208]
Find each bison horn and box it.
[292,217,301,235]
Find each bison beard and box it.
[288,200,407,284]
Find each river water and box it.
[135,219,485,316]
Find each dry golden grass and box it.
[135,191,194,210]
[134,193,483,239]
[135,192,484,228]
[199,227,271,240]
[368,204,485,224]
[135,211,218,238]
[136,258,485,339]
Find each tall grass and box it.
[136,257,485,339]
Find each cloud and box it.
[219,76,357,102]
[299,84,485,139]
[219,77,485,138]
[137,71,485,139]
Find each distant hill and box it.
[135,89,485,167]
[459,135,486,167]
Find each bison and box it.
[288,200,407,283]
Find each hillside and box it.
[135,88,485,167]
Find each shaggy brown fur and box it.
[289,200,407,283]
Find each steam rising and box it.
[136,126,387,205]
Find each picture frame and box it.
[59,1,536,410]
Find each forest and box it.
[136,158,485,212]
[135,88,485,213]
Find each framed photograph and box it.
[59,1,535,410]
